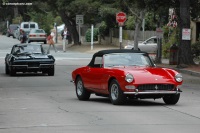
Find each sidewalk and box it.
[157,59,200,77]
[55,41,200,77]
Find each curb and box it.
[174,68,200,77]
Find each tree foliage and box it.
[1,0,200,65]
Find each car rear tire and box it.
[44,40,47,44]
[163,94,180,105]
[109,79,126,105]
[75,76,90,100]
[48,66,54,76]
[5,63,9,74]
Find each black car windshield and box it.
[103,53,153,67]
[13,45,42,54]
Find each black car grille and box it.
[28,62,39,67]
[137,84,175,91]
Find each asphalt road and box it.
[0,35,200,133]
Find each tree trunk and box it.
[178,0,194,66]
[59,11,80,45]
[134,10,145,50]
[14,6,18,18]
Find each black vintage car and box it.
[5,43,55,76]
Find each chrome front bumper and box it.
[124,89,182,95]
[11,64,55,69]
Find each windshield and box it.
[13,45,42,55]
[103,53,153,67]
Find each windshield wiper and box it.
[107,64,125,67]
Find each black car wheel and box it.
[163,94,180,105]
[48,66,54,76]
[9,68,16,76]
[5,63,9,74]
[75,76,90,100]
[109,79,126,105]
[44,40,47,44]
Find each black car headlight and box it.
[175,73,183,82]
[125,73,134,83]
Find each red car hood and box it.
[117,66,176,84]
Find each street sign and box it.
[182,28,191,40]
[116,12,127,24]
[76,15,84,25]
[156,27,163,38]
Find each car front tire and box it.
[75,76,90,100]
[9,68,16,76]
[109,79,126,105]
[163,94,180,105]
[48,66,54,76]
[5,63,9,74]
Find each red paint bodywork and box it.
[72,65,182,95]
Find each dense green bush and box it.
[0,23,7,35]
[12,16,23,24]
[98,21,107,39]
[162,26,179,58]
[125,16,135,30]
[85,28,99,42]
[28,12,54,35]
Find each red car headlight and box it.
[125,73,134,83]
[175,73,183,82]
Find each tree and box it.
[45,0,103,45]
[178,0,194,66]
[122,0,146,50]
[123,0,200,65]
[122,0,170,50]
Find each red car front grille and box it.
[137,84,175,91]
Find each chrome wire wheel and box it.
[110,84,119,101]
[75,76,90,100]
[109,79,126,105]
[77,80,83,96]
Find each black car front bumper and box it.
[10,63,55,72]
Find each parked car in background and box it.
[124,36,158,53]
[27,29,47,44]
[5,43,55,76]
[13,28,19,39]
[71,49,183,105]
[13,22,39,40]
[6,24,19,38]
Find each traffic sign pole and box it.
[119,26,122,49]
[156,28,163,64]
[91,24,93,50]
[116,12,127,49]
[76,15,84,44]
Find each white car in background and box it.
[124,36,158,53]
[27,29,47,44]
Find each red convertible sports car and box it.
[71,49,183,105]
